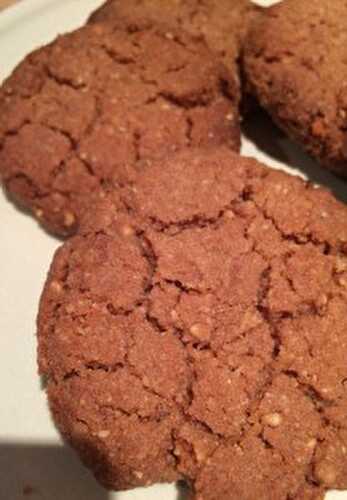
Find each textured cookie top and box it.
[0,22,239,236]
[244,0,347,177]
[38,147,347,499]
[89,0,260,74]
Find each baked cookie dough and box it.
[0,22,239,236]
[244,0,347,178]
[38,147,347,499]
[89,0,260,75]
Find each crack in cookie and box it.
[37,147,347,499]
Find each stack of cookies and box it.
[1,1,347,499]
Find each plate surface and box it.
[0,1,346,499]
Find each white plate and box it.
[0,1,346,499]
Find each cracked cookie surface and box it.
[89,0,260,76]
[244,0,347,178]
[38,147,347,499]
[0,23,239,236]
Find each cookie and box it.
[0,23,239,236]
[244,0,347,178]
[38,146,347,499]
[89,0,260,79]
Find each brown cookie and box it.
[38,146,347,499]
[244,0,347,178]
[0,23,239,236]
[89,0,261,76]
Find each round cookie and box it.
[89,0,261,77]
[244,0,347,178]
[38,146,347,499]
[0,23,239,236]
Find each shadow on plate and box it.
[243,109,347,204]
[0,442,189,500]
[0,442,111,500]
